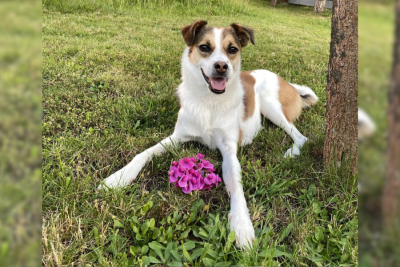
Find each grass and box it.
[0,1,41,267]
[358,1,400,266]
[42,0,358,266]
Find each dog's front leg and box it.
[98,132,188,190]
[216,140,255,249]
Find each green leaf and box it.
[141,245,149,255]
[191,248,203,260]
[207,249,219,259]
[279,223,293,242]
[141,256,150,266]
[130,246,136,256]
[179,229,190,240]
[148,256,162,264]
[227,230,236,243]
[93,226,99,247]
[308,184,317,196]
[164,242,173,261]
[141,223,149,234]
[131,224,139,234]
[181,241,195,251]
[113,219,124,228]
[148,218,155,230]
[315,227,325,242]
[181,241,194,266]
[215,262,232,266]
[168,261,183,267]
[203,257,216,267]
[149,241,165,251]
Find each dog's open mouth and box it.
[201,68,227,94]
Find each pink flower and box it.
[169,154,221,194]
[179,157,195,170]
[201,160,214,171]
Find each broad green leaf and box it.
[168,261,183,267]
[191,248,203,260]
[141,245,149,255]
[203,257,216,267]
[131,224,139,234]
[148,218,155,229]
[113,219,124,228]
[215,262,232,266]
[164,242,173,261]
[149,241,165,251]
[181,241,194,265]
[179,229,190,240]
[207,249,219,259]
[153,249,165,263]
[93,227,99,247]
[130,246,136,256]
[148,256,162,264]
[315,227,324,242]
[141,223,149,234]
[279,223,293,242]
[152,228,160,239]
[141,256,150,266]
[308,184,317,196]
[227,230,236,243]
[181,241,195,251]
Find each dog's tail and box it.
[290,83,318,108]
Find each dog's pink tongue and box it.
[210,78,226,90]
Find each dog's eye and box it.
[228,46,239,54]
[199,45,211,53]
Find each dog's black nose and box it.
[214,61,228,74]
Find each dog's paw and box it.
[284,146,300,158]
[97,170,130,190]
[229,211,255,249]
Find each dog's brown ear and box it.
[181,20,208,46]
[230,23,255,48]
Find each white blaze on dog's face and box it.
[181,20,255,94]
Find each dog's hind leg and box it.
[259,99,308,158]
[98,132,191,189]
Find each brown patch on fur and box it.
[188,30,215,64]
[181,20,208,46]
[278,77,302,123]
[241,71,256,121]
[221,29,241,60]
[230,24,255,48]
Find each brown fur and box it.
[240,71,256,121]
[278,77,302,123]
[229,24,255,48]
[221,29,241,65]
[189,30,215,64]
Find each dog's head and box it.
[181,20,254,94]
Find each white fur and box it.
[99,29,318,249]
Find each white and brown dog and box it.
[99,20,318,248]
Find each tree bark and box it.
[271,0,277,6]
[382,0,400,229]
[314,0,326,12]
[323,0,358,175]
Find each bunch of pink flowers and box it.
[169,153,222,194]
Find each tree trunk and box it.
[323,0,358,175]
[382,0,400,229]
[271,0,277,6]
[314,0,326,12]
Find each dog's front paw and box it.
[229,211,255,249]
[97,170,129,190]
[284,146,300,158]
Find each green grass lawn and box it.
[42,1,358,266]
